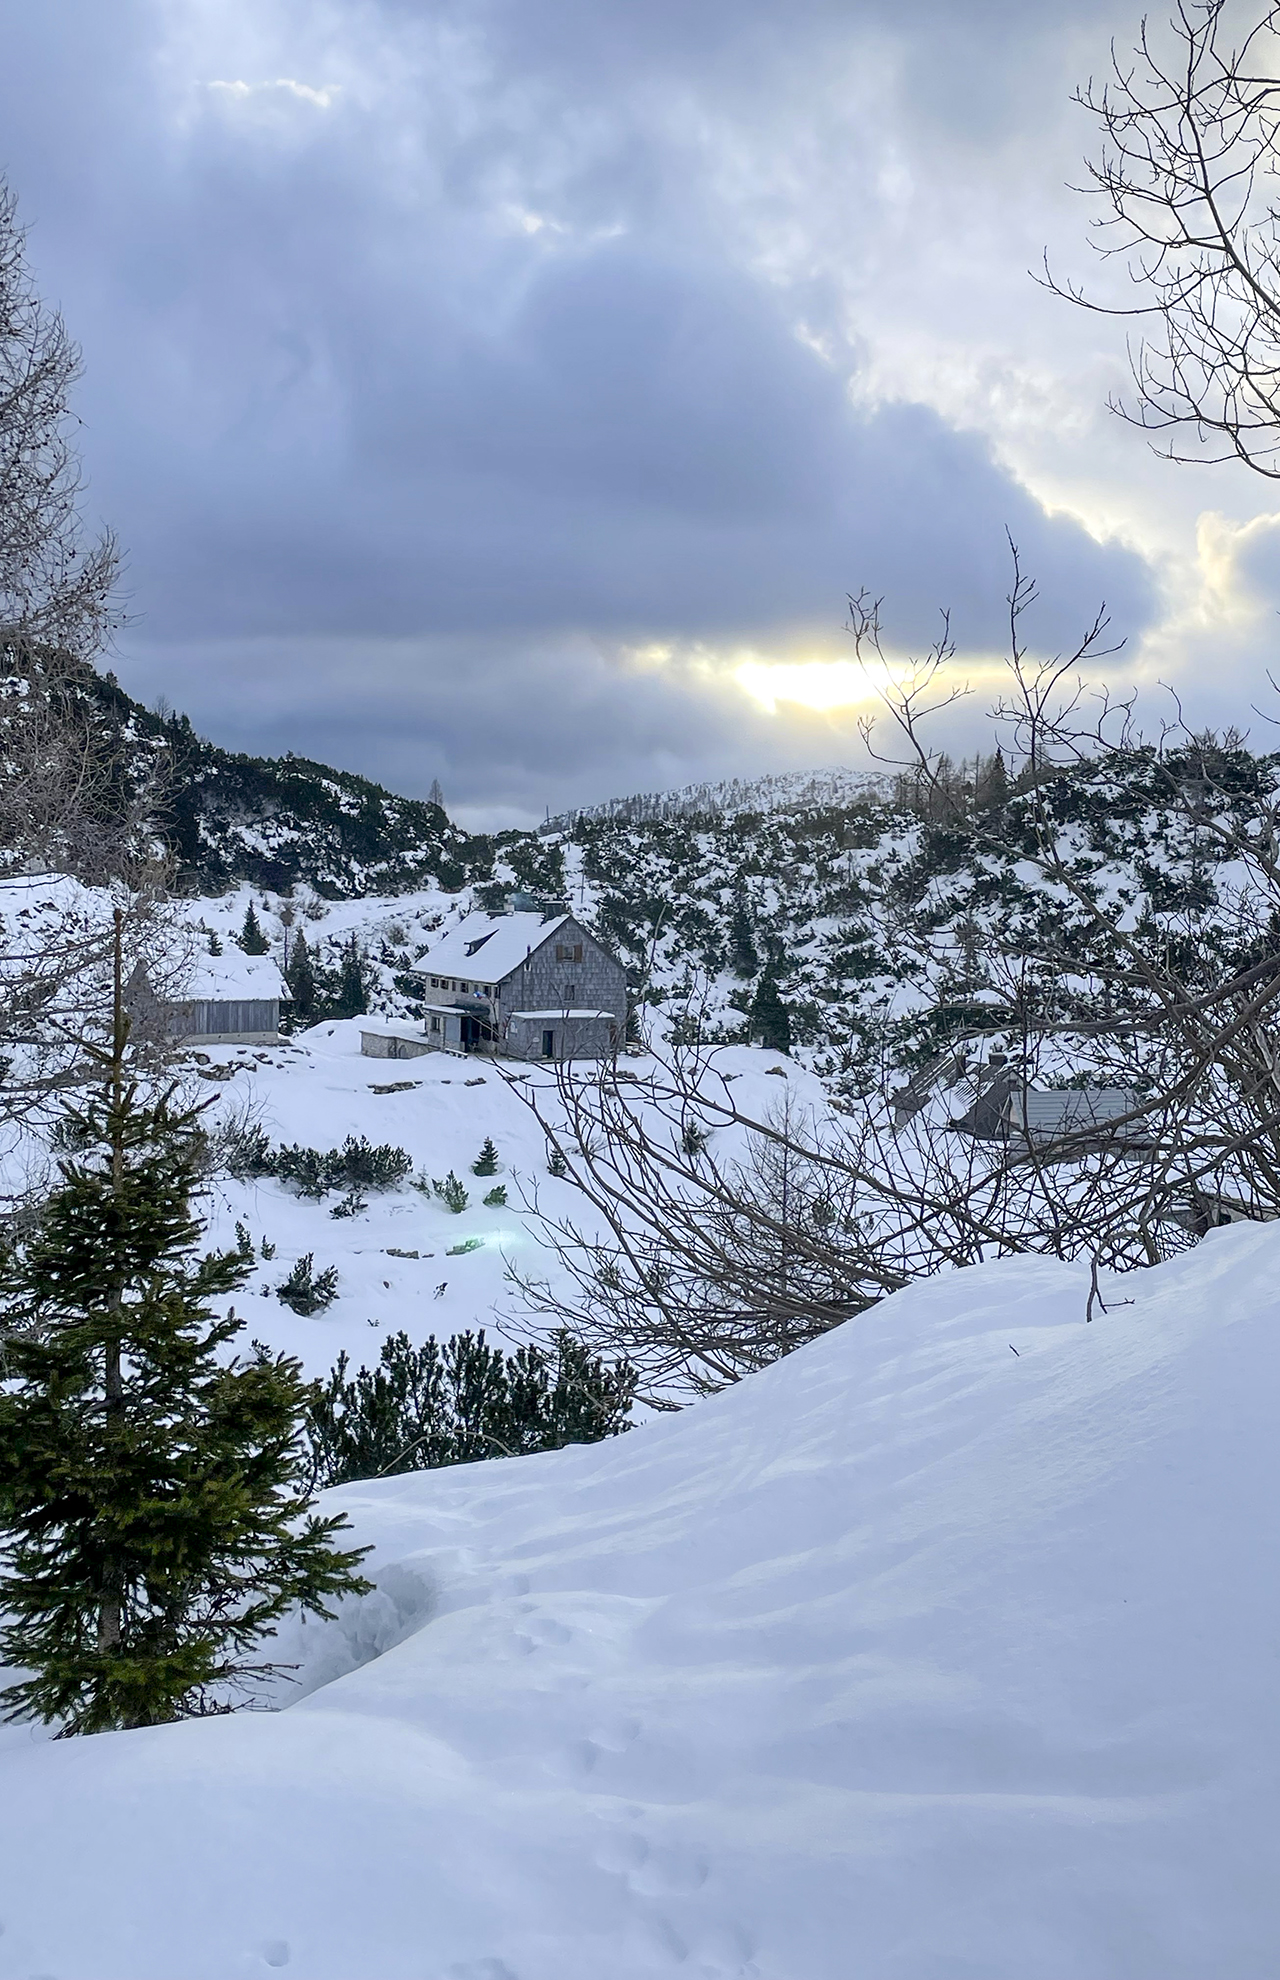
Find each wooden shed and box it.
[128,952,287,1045]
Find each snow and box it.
[422,910,571,985]
[166,1021,827,1380]
[185,950,288,1001]
[510,1007,616,1019]
[3,1220,1280,1975]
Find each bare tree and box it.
[503,1056,907,1399]
[1049,0,1280,475]
[1,179,119,656]
[505,558,1280,1395]
[0,181,180,1177]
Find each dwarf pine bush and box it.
[306,1329,636,1487]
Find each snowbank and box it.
[3,1221,1279,1975]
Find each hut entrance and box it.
[460,1014,496,1053]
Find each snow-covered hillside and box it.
[188,1019,809,1378]
[2,1223,1278,1977]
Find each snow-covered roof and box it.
[421,910,570,984]
[360,1018,432,1041]
[508,1008,616,1021]
[184,951,288,1002]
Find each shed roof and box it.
[421,910,571,983]
[508,1008,616,1021]
[184,951,288,1002]
[1012,1088,1141,1138]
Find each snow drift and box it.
[3,1223,1280,1978]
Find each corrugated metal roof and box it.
[1013,1088,1140,1137]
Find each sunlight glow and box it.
[735,657,900,714]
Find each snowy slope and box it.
[188,1022,809,1379]
[3,1223,1280,1977]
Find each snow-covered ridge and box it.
[542,764,888,832]
[2,1221,1277,1975]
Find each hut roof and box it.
[184,951,287,1002]
[1011,1088,1141,1140]
[422,910,573,983]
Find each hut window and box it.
[430,1015,440,1032]
[555,942,584,963]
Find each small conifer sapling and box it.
[284,926,316,1024]
[239,902,270,955]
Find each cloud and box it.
[0,0,1256,822]
[206,79,341,108]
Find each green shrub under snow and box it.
[217,1125,412,1199]
[306,1328,636,1487]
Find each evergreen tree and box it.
[332,936,368,1019]
[239,902,270,954]
[749,970,792,1054]
[0,923,369,1733]
[471,1137,500,1177]
[284,925,316,1023]
[976,748,1010,810]
[728,897,759,978]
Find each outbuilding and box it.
[127,951,287,1045]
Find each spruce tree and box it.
[0,919,369,1734]
[284,925,316,1023]
[728,897,759,978]
[471,1137,500,1177]
[239,902,270,954]
[749,970,792,1054]
[976,748,1010,810]
[332,936,368,1019]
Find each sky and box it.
[3,0,1280,826]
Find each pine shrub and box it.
[216,1120,276,1180]
[433,1171,469,1213]
[306,1329,636,1487]
[270,1136,412,1199]
[276,1254,340,1315]
[482,1184,508,1208]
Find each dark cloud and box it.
[0,0,1160,818]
